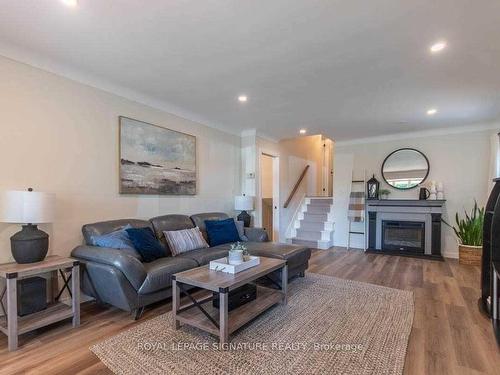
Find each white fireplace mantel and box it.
[366,199,445,258]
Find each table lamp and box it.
[0,188,55,263]
[235,195,254,227]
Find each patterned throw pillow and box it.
[163,227,209,256]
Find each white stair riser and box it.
[296,229,333,241]
[316,240,333,250]
[291,238,333,250]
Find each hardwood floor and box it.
[1,248,499,374]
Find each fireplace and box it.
[366,200,444,259]
[382,220,425,253]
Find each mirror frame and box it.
[381,148,430,190]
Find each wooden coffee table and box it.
[172,256,287,344]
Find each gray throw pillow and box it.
[163,227,209,256]
[234,219,249,241]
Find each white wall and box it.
[333,128,496,258]
[0,56,241,263]
[240,131,257,199]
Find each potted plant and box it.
[379,189,391,200]
[443,201,484,265]
[228,242,248,265]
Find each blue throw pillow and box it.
[125,227,166,263]
[91,224,134,249]
[205,218,241,247]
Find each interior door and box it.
[262,198,273,240]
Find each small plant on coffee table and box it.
[230,242,248,255]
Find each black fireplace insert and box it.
[382,220,425,253]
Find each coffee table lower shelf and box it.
[176,286,283,337]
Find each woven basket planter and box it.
[458,244,482,266]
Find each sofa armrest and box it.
[71,245,147,291]
[244,227,269,242]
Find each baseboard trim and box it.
[441,250,459,259]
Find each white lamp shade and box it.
[0,190,55,224]
[235,195,254,211]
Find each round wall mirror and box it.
[381,148,429,190]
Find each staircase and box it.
[290,197,334,249]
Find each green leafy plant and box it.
[379,189,391,196]
[229,242,248,255]
[442,201,484,246]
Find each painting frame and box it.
[118,116,197,195]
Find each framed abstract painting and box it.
[119,116,196,195]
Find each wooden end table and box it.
[172,256,287,344]
[0,255,80,351]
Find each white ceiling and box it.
[1,0,499,141]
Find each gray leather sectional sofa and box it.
[71,212,311,318]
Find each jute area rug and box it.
[91,273,414,375]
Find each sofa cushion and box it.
[245,241,308,258]
[190,212,229,241]
[82,219,153,246]
[244,227,269,242]
[205,218,241,246]
[164,227,209,256]
[126,227,166,263]
[138,257,198,294]
[176,246,230,266]
[149,214,195,255]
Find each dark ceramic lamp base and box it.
[11,224,49,264]
[237,210,251,227]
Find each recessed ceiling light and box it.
[61,0,78,6]
[238,95,248,102]
[426,108,438,116]
[299,129,307,134]
[430,41,447,53]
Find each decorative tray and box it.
[209,256,260,274]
